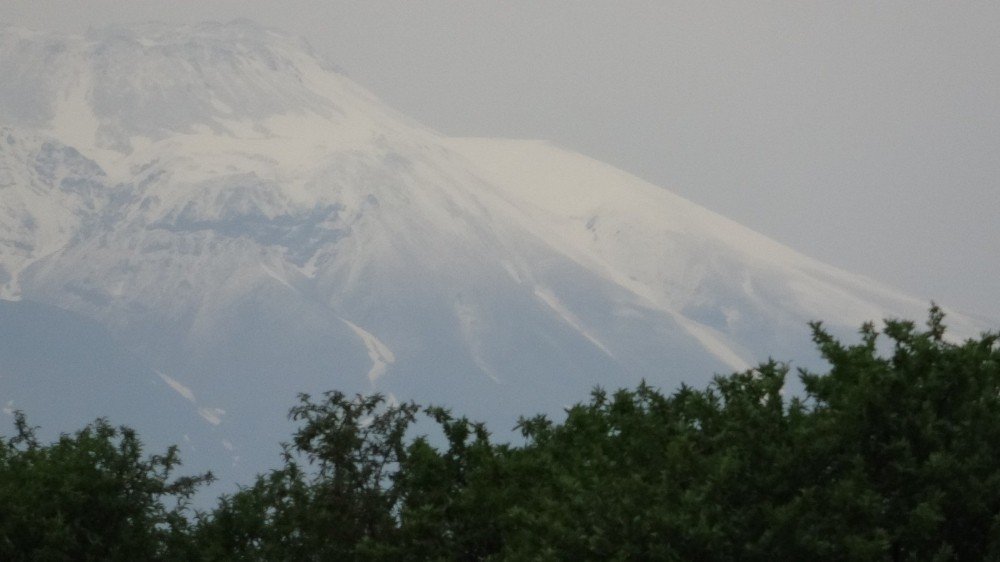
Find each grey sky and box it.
[3,1,998,321]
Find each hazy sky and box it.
[3,1,998,321]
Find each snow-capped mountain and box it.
[0,21,988,491]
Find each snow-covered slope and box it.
[0,127,109,298]
[0,21,990,492]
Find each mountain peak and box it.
[1,21,989,496]
[0,20,400,172]
[83,19,318,65]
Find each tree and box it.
[783,309,1000,560]
[0,414,211,561]
[486,308,1000,559]
[195,391,421,560]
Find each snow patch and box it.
[260,262,295,291]
[341,318,395,385]
[500,259,523,284]
[534,286,615,358]
[672,315,751,372]
[156,371,196,403]
[157,371,227,427]
[198,407,225,426]
[455,301,501,383]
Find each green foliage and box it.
[0,414,211,561]
[790,310,1000,560]
[194,391,422,560]
[4,307,999,560]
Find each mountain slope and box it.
[0,21,989,493]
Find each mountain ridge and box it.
[0,20,991,494]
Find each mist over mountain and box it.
[0,21,989,491]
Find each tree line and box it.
[2,307,999,560]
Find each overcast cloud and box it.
[2,1,997,321]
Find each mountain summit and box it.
[0,21,985,489]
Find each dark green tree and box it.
[195,391,421,560]
[782,309,1000,560]
[490,307,1000,560]
[393,406,505,560]
[0,414,210,561]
